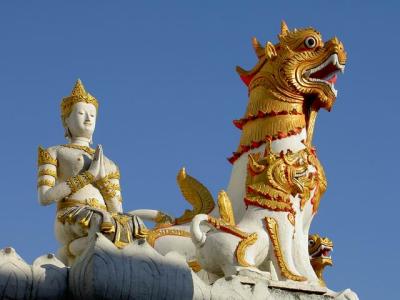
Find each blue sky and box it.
[0,1,397,299]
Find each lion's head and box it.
[308,233,333,285]
[237,21,347,112]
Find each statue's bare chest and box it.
[57,148,93,180]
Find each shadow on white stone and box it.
[0,243,359,300]
[69,233,196,300]
[32,254,68,300]
[0,247,32,300]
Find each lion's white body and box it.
[191,128,320,284]
[141,129,319,284]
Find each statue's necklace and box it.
[62,144,95,156]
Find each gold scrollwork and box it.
[66,171,95,194]
[38,169,57,178]
[107,170,121,180]
[37,179,55,188]
[95,177,120,201]
[236,233,258,267]
[146,227,191,248]
[61,144,95,156]
[57,198,107,211]
[265,217,306,281]
[245,145,324,226]
[207,215,257,268]
[38,147,57,166]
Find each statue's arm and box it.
[96,163,123,213]
[126,209,174,224]
[37,146,95,206]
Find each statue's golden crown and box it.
[61,79,99,121]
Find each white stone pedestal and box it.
[0,235,359,300]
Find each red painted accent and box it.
[227,156,236,164]
[251,141,261,148]
[232,110,303,131]
[227,127,306,164]
[240,74,256,86]
[277,131,287,139]
[233,119,243,129]
[240,145,250,152]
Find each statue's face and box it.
[64,102,97,139]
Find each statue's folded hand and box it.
[88,145,107,181]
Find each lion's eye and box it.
[304,37,317,49]
[308,239,315,246]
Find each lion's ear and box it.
[280,20,289,37]
[252,37,264,59]
[265,42,277,59]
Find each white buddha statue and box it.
[37,80,147,265]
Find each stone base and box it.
[207,274,358,300]
[268,280,327,294]
[0,234,359,300]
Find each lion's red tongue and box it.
[327,73,337,84]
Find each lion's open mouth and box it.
[310,244,333,259]
[305,53,345,97]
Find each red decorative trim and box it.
[227,127,304,164]
[240,74,256,87]
[233,109,303,130]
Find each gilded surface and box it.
[146,227,191,247]
[61,79,99,122]
[107,170,121,180]
[245,141,326,222]
[154,211,174,226]
[38,169,57,178]
[308,234,333,286]
[217,190,235,226]
[187,260,202,273]
[235,233,258,267]
[38,146,57,166]
[61,144,95,156]
[112,213,132,248]
[57,198,107,211]
[174,168,215,225]
[66,171,95,194]
[265,217,306,281]
[95,175,121,201]
[57,203,147,248]
[37,179,55,188]
[229,21,347,163]
[207,198,258,268]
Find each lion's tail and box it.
[190,214,209,247]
